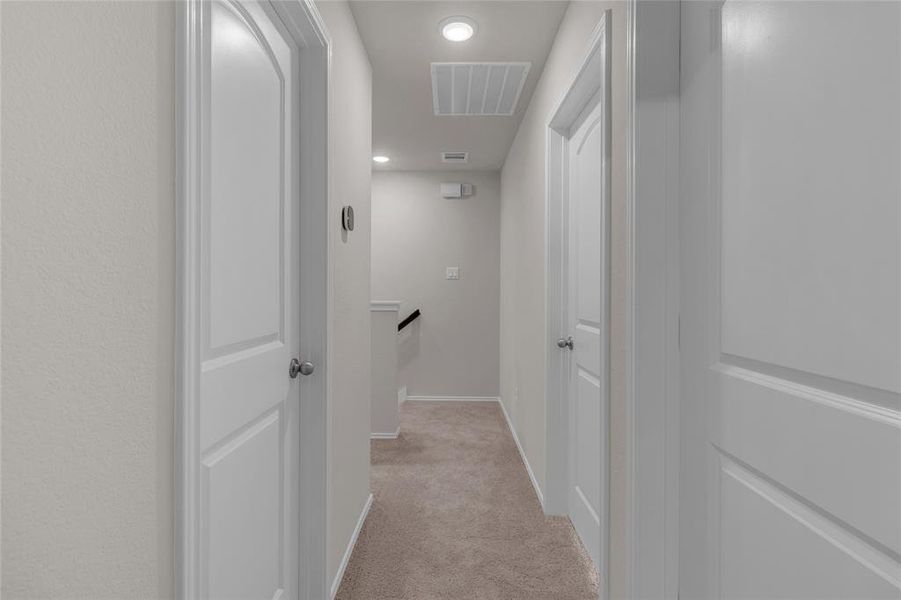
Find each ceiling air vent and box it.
[441,151,469,164]
[431,62,531,116]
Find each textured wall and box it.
[371,171,501,398]
[2,1,374,596]
[1,2,176,597]
[315,0,374,590]
[499,1,631,596]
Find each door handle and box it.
[556,336,574,350]
[289,358,315,378]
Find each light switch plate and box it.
[446,267,460,280]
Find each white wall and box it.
[315,0,374,589]
[370,305,400,436]
[1,2,176,596]
[371,171,500,398]
[2,1,374,597]
[498,1,631,596]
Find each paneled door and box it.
[565,96,606,570]
[680,2,901,597]
[199,1,301,597]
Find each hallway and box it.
[336,402,598,599]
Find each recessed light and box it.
[373,155,390,164]
[439,16,476,42]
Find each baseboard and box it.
[406,395,500,402]
[371,428,400,440]
[330,493,373,599]
[498,398,545,509]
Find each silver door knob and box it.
[289,358,315,378]
[556,336,574,350]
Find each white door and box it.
[565,96,606,569]
[200,1,301,597]
[680,2,901,598]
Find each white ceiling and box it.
[349,1,569,172]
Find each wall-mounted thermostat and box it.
[342,205,354,231]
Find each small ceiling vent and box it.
[441,151,469,164]
[431,62,531,116]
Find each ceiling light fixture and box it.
[439,16,476,42]
[373,155,390,163]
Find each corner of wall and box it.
[315,0,374,587]
[496,0,627,559]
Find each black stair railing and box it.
[397,309,421,332]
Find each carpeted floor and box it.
[335,401,598,599]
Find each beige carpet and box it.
[335,401,598,599]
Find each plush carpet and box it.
[335,401,598,599]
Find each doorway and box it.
[545,12,612,596]
[175,1,329,598]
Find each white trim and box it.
[544,12,612,600]
[406,396,499,403]
[329,493,373,599]
[498,399,545,509]
[622,2,637,597]
[0,3,4,587]
[175,2,331,599]
[369,301,401,312]
[371,429,400,440]
[625,1,680,599]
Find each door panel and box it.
[714,364,901,554]
[199,1,300,598]
[568,100,605,568]
[719,1,901,393]
[575,370,602,511]
[204,411,283,600]
[680,2,901,598]
[720,459,900,599]
[208,0,285,353]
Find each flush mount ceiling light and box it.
[439,16,477,42]
[372,155,390,164]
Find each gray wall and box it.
[498,1,631,596]
[1,2,176,596]
[371,171,500,398]
[1,0,374,596]
[316,0,374,588]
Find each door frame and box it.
[544,11,612,598]
[174,2,331,599]
[545,3,681,599]
[626,1,680,599]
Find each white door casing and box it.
[680,2,901,598]
[627,1,681,597]
[177,1,330,598]
[545,12,611,599]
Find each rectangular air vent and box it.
[441,151,469,164]
[431,62,531,116]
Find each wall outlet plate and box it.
[446,267,460,280]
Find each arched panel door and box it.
[200,1,300,598]
[680,2,901,597]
